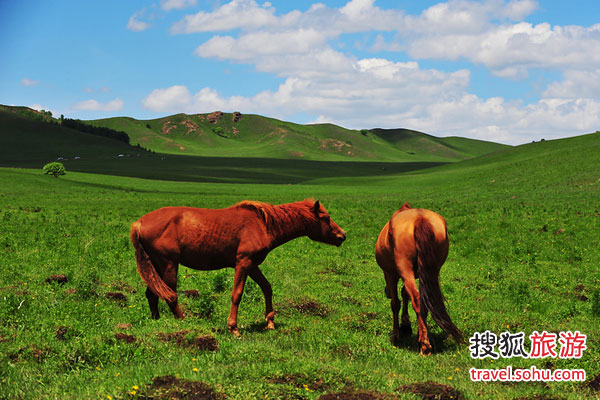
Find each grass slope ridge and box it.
[88,111,507,161]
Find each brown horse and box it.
[375,203,462,355]
[130,199,346,336]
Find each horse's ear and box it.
[399,202,411,211]
[313,200,321,214]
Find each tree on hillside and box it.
[43,162,66,178]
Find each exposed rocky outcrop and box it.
[206,111,223,124]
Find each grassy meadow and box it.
[0,130,599,399]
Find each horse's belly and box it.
[179,249,235,270]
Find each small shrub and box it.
[212,126,227,138]
[43,162,66,178]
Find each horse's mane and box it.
[236,199,316,236]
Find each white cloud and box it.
[403,20,600,76]
[21,78,40,87]
[73,98,124,112]
[171,0,277,33]
[127,10,151,32]
[195,29,328,59]
[500,0,539,20]
[543,69,600,99]
[161,0,197,11]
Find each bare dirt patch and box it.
[157,330,219,352]
[278,298,330,317]
[45,274,68,284]
[110,280,137,293]
[116,323,132,330]
[182,119,199,134]
[162,121,176,135]
[396,381,464,400]
[588,373,600,392]
[106,291,127,301]
[115,332,137,343]
[0,334,15,343]
[319,139,353,156]
[9,344,51,363]
[317,391,397,400]
[182,289,200,298]
[137,375,226,400]
[55,326,69,341]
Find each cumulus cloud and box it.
[401,20,600,77]
[543,69,600,99]
[127,10,152,32]
[73,98,124,112]
[171,0,278,33]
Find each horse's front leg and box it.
[249,267,274,330]
[227,259,251,337]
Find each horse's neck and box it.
[269,203,313,247]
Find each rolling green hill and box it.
[88,111,507,162]
[0,104,508,183]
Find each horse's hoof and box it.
[419,343,432,356]
[265,321,275,330]
[229,327,242,338]
[399,324,412,337]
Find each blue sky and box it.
[1,0,599,144]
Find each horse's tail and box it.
[414,217,463,343]
[130,221,177,303]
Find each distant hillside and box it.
[88,111,507,162]
[0,106,148,168]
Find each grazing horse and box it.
[375,203,462,355]
[130,199,346,336]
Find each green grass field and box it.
[1,128,598,399]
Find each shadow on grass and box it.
[391,330,459,355]
[11,153,448,185]
[243,320,289,334]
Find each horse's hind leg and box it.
[400,286,412,336]
[383,271,401,344]
[403,276,431,355]
[249,267,274,330]
[161,260,184,319]
[145,287,160,319]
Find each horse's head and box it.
[308,200,346,247]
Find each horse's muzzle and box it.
[335,233,347,246]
